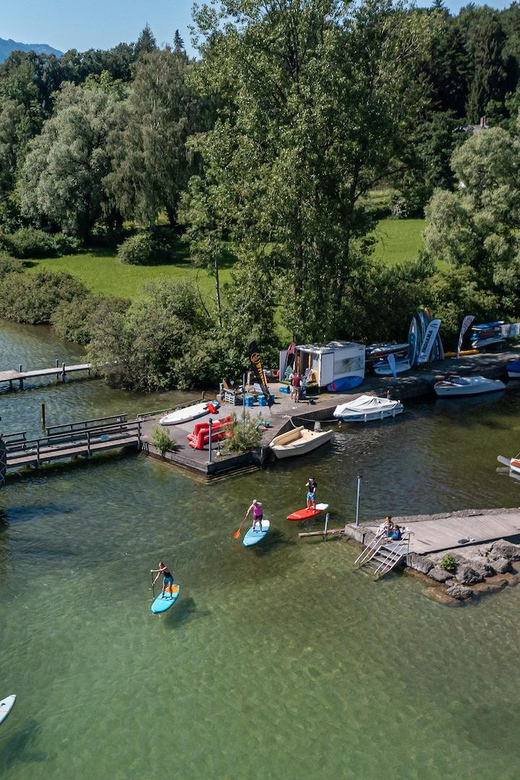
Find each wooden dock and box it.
[4,418,141,470]
[0,361,92,390]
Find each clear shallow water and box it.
[1,321,520,779]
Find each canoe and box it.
[269,426,333,459]
[287,503,329,521]
[434,376,505,397]
[333,394,403,422]
[0,695,16,726]
[243,519,271,546]
[151,583,181,614]
[160,402,211,425]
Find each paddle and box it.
[151,570,155,601]
[233,509,250,540]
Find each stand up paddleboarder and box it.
[305,477,318,510]
[151,561,175,599]
[246,499,264,533]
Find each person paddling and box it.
[246,499,264,533]
[151,561,175,599]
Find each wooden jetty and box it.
[4,417,141,470]
[0,360,92,390]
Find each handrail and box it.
[6,420,140,453]
[354,531,384,567]
[46,414,127,435]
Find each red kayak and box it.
[287,503,329,521]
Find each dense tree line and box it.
[1,3,520,389]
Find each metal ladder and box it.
[355,529,411,579]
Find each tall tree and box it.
[105,47,199,227]
[19,81,124,240]
[135,25,158,59]
[188,0,432,341]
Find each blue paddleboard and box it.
[243,519,270,547]
[151,583,181,614]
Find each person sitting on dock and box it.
[306,477,318,510]
[247,499,263,533]
[151,561,175,599]
[382,523,402,543]
[378,516,393,537]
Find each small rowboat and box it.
[269,426,333,459]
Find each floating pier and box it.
[0,361,92,390]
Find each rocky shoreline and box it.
[406,538,520,604]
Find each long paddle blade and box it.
[233,526,242,540]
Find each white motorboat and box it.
[333,394,403,422]
[373,359,411,376]
[497,454,520,475]
[160,402,211,425]
[434,375,505,397]
[269,426,333,459]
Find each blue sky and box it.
[1,0,514,58]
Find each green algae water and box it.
[1,321,520,779]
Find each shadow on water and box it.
[6,505,75,525]
[0,718,54,772]
[251,529,295,556]
[163,597,210,630]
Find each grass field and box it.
[26,218,426,300]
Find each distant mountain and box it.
[0,37,62,64]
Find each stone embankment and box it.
[407,538,520,604]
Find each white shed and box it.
[280,341,365,388]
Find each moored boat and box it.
[160,401,218,425]
[269,426,333,459]
[333,394,403,422]
[434,375,505,397]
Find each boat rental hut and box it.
[280,341,365,388]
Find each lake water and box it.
[1,320,520,779]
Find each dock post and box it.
[355,475,362,526]
[137,420,142,450]
[19,364,22,372]
[36,439,40,468]
[40,403,46,429]
[87,430,91,458]
[324,512,330,540]
[61,363,66,382]
[55,359,59,368]
[208,418,213,464]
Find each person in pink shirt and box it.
[246,499,264,533]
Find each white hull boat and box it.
[333,394,403,422]
[269,426,333,459]
[160,402,210,425]
[497,455,520,474]
[434,375,505,397]
[373,359,411,376]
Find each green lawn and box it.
[372,218,425,265]
[27,248,233,302]
[26,218,426,300]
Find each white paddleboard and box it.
[0,695,16,725]
[160,403,209,425]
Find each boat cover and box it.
[333,394,402,418]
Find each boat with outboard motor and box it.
[333,394,403,422]
[434,375,505,397]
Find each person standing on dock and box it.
[306,477,318,510]
[246,499,264,533]
[151,561,175,599]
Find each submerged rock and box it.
[446,584,473,600]
[407,553,434,575]
[428,566,454,583]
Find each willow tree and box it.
[187,0,433,341]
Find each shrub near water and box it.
[151,425,176,455]
[0,269,89,324]
[224,412,263,454]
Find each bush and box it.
[0,270,89,324]
[224,412,263,454]
[439,554,457,573]
[1,227,81,258]
[0,252,25,281]
[51,295,130,345]
[151,425,175,455]
[117,232,172,265]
